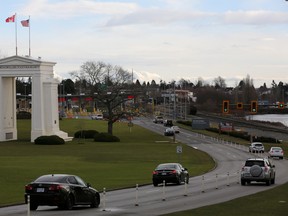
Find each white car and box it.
[241,158,275,186]
[249,142,265,153]
[91,114,104,120]
[268,147,284,159]
[171,126,180,133]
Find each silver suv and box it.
[248,142,265,153]
[241,158,275,186]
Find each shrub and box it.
[206,127,280,143]
[74,130,99,139]
[94,133,120,142]
[34,135,65,145]
[177,120,192,126]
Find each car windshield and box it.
[271,147,282,151]
[34,175,68,183]
[245,160,264,167]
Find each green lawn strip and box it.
[162,182,288,216]
[0,119,214,207]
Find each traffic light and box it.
[251,101,258,113]
[236,102,243,110]
[222,100,229,113]
[278,102,285,109]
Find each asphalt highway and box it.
[1,117,287,216]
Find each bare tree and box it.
[213,76,227,89]
[71,61,133,135]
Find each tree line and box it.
[16,61,288,133]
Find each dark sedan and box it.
[24,174,100,210]
[152,163,189,186]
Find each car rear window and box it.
[157,164,177,170]
[245,160,264,167]
[254,144,263,147]
[35,175,67,183]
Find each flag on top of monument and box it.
[21,19,29,27]
[5,14,16,23]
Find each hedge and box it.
[94,133,120,142]
[74,130,99,139]
[34,135,65,145]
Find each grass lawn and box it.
[0,119,214,207]
[163,182,288,216]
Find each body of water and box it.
[246,114,288,127]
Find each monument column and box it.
[0,77,17,141]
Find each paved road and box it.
[1,117,287,216]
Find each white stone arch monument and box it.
[0,55,70,142]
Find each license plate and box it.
[161,173,167,175]
[36,188,45,192]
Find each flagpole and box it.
[29,16,31,56]
[15,13,18,56]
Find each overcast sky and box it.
[1,0,288,87]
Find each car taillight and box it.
[49,184,62,191]
[264,166,269,172]
[25,185,33,191]
[170,170,177,174]
[153,171,158,175]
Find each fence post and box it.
[227,172,230,186]
[27,195,30,216]
[184,177,188,196]
[102,188,106,211]
[135,184,139,206]
[201,176,205,193]
[162,180,166,201]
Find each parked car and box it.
[163,119,173,127]
[91,114,104,120]
[24,174,100,210]
[171,126,180,133]
[240,158,275,186]
[248,142,265,153]
[152,163,189,186]
[153,116,164,124]
[164,128,175,136]
[268,147,284,159]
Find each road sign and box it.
[177,146,182,154]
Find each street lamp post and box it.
[173,82,176,120]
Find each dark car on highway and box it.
[24,174,100,210]
[152,163,189,186]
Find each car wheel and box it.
[185,175,189,184]
[65,195,74,210]
[177,177,181,185]
[153,181,158,187]
[90,194,100,208]
[241,179,246,186]
[30,203,38,211]
[271,177,275,184]
[266,179,271,186]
